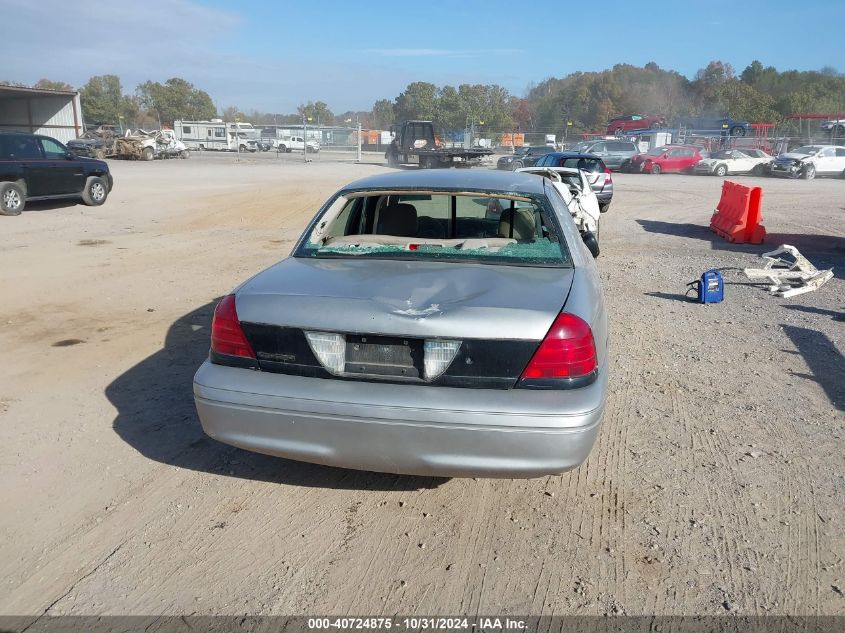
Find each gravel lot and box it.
[1,152,843,619]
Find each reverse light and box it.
[305,331,346,374]
[519,313,597,388]
[423,340,462,381]
[211,294,256,359]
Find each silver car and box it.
[193,170,609,478]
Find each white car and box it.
[694,148,773,176]
[517,167,601,240]
[770,145,845,179]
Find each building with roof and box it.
[0,85,83,143]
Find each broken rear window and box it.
[296,191,571,267]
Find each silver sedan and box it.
[193,169,609,478]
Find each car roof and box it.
[340,169,548,195]
[539,152,603,159]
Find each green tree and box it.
[370,99,395,129]
[136,78,215,125]
[297,101,334,125]
[79,75,137,125]
[394,82,438,122]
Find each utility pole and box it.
[356,116,362,163]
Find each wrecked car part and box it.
[744,245,834,298]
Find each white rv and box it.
[174,120,260,152]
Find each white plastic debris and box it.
[744,244,834,298]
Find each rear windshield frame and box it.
[293,187,573,269]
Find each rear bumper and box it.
[193,361,607,478]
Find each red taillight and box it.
[211,294,255,359]
[520,313,597,383]
[604,167,613,183]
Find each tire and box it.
[599,202,610,213]
[751,164,764,176]
[714,164,728,177]
[650,164,661,174]
[81,176,108,206]
[730,126,746,137]
[802,164,816,180]
[95,148,106,160]
[142,147,154,161]
[511,160,524,171]
[180,150,190,159]
[0,182,25,216]
[278,145,287,153]
[199,144,205,151]
[239,144,247,152]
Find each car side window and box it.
[9,136,42,160]
[535,155,548,167]
[40,138,67,159]
[835,148,845,157]
[590,143,606,152]
[820,148,835,157]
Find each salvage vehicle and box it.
[0,131,113,216]
[769,145,845,179]
[693,148,773,176]
[496,145,554,171]
[66,125,120,159]
[677,115,749,137]
[386,120,492,168]
[623,145,704,174]
[193,169,608,478]
[606,114,665,135]
[819,119,845,136]
[517,166,602,245]
[533,152,613,212]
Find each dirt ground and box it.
[1,152,843,620]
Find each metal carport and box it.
[0,85,82,144]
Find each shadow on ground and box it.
[781,324,845,412]
[636,219,845,279]
[21,200,79,214]
[107,300,446,491]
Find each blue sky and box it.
[3,0,842,113]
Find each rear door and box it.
[833,147,845,173]
[7,135,51,196]
[816,147,838,174]
[39,137,85,194]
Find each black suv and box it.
[0,132,113,216]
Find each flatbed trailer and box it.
[386,121,492,168]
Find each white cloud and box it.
[0,0,523,111]
[367,48,524,57]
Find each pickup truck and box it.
[277,136,320,153]
[386,120,492,168]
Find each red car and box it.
[606,114,665,135]
[626,145,704,174]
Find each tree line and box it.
[4,60,843,137]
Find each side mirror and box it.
[581,231,600,258]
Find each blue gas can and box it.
[696,269,724,304]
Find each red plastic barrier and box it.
[709,181,766,244]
